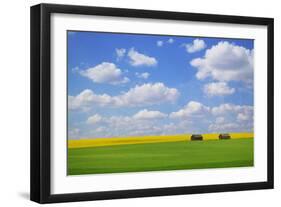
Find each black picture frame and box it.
[30,3,274,204]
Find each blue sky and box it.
[67,31,254,139]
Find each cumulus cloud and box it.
[190,41,253,83]
[115,82,179,107]
[69,83,179,110]
[72,66,79,73]
[162,122,190,134]
[78,101,254,138]
[170,101,210,119]
[80,62,130,85]
[100,115,163,137]
[203,82,235,96]
[157,39,173,47]
[185,39,206,53]
[169,101,253,133]
[167,38,174,44]
[87,114,103,124]
[135,72,150,79]
[237,113,250,121]
[211,103,253,117]
[237,107,253,122]
[215,116,225,124]
[68,89,113,110]
[209,123,240,132]
[209,108,253,132]
[115,48,126,60]
[95,126,106,133]
[128,48,157,66]
[133,109,167,120]
[68,128,80,139]
[157,41,164,47]
[209,103,253,132]
[211,103,235,116]
[84,111,186,138]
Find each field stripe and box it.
[68,132,254,149]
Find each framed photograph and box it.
[30,3,274,203]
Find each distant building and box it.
[219,133,231,139]
[191,134,203,141]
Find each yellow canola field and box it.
[203,132,253,140]
[68,132,254,149]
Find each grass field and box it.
[68,138,254,175]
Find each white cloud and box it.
[170,101,210,119]
[162,122,191,134]
[102,117,191,137]
[211,103,253,116]
[77,101,254,138]
[106,116,133,125]
[215,117,225,124]
[85,114,164,137]
[72,66,79,73]
[209,104,253,132]
[69,82,179,110]
[95,126,106,133]
[211,103,234,116]
[190,41,253,83]
[237,108,253,122]
[127,48,157,67]
[80,62,130,85]
[115,48,126,60]
[209,123,240,132]
[203,82,235,96]
[169,101,253,133]
[68,128,80,139]
[87,114,103,124]
[133,109,167,120]
[135,72,150,79]
[68,89,113,110]
[157,39,173,47]
[167,38,174,44]
[185,39,206,53]
[237,113,249,121]
[157,41,164,47]
[103,115,162,137]
[116,82,179,107]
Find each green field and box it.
[68,138,253,175]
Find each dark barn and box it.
[219,133,231,139]
[191,134,203,141]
